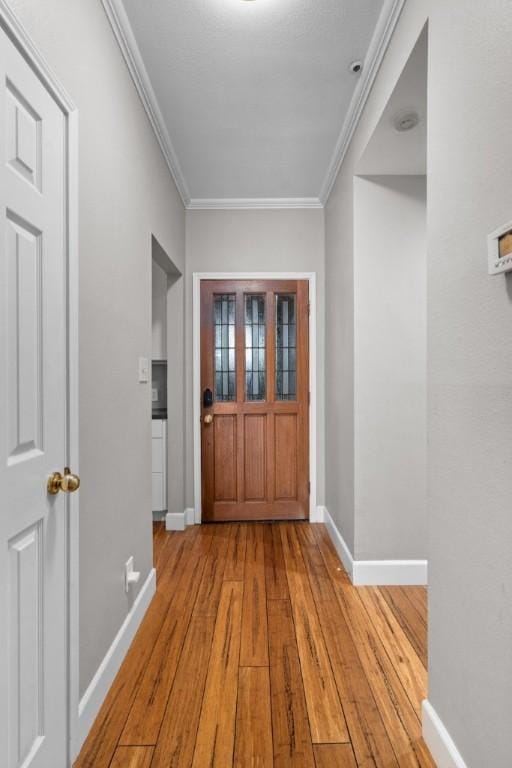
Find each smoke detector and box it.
[393,110,420,132]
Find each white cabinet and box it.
[152,419,167,512]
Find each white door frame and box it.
[192,272,319,524]
[0,2,80,763]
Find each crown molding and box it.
[102,0,404,210]
[319,0,406,205]
[101,0,190,206]
[187,198,323,211]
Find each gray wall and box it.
[166,272,186,518]
[9,0,186,696]
[325,2,512,764]
[152,261,167,360]
[325,164,356,552]
[185,208,325,512]
[354,175,426,560]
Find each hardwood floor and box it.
[75,522,433,768]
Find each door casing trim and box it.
[192,272,319,523]
[0,2,80,762]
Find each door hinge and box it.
[307,301,311,315]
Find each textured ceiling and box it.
[120,0,385,201]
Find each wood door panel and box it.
[210,501,307,522]
[274,414,298,500]
[214,415,237,501]
[201,279,309,522]
[244,414,266,501]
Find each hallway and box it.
[75,522,432,767]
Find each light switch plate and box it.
[138,357,149,383]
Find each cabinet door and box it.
[152,420,163,438]
[152,438,164,472]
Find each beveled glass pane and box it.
[214,294,236,402]
[275,294,297,401]
[244,294,266,401]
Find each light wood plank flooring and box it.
[75,522,433,768]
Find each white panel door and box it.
[0,26,70,768]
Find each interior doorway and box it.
[151,236,183,529]
[199,279,310,522]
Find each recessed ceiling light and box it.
[393,110,420,132]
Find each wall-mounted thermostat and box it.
[488,220,512,275]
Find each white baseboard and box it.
[422,700,469,768]
[310,505,326,523]
[166,511,186,530]
[75,568,156,757]
[166,509,195,530]
[323,507,428,586]
[324,507,355,579]
[354,558,427,586]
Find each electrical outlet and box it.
[125,556,141,592]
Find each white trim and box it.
[76,568,156,756]
[323,508,428,586]
[187,198,323,211]
[324,507,355,580]
[319,0,406,204]
[311,505,326,524]
[422,700,469,768]
[354,559,427,586]
[0,4,81,764]
[101,0,190,206]
[165,508,196,530]
[66,109,81,763]
[165,511,186,531]
[192,272,317,524]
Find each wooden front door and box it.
[201,279,309,522]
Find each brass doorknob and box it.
[47,467,80,495]
[204,414,213,425]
